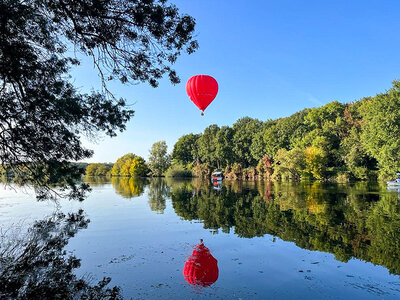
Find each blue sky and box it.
[71,0,400,163]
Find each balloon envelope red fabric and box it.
[183,242,219,287]
[186,75,218,113]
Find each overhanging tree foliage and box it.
[0,0,198,199]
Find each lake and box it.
[1,178,400,299]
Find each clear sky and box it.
[70,0,400,163]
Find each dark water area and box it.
[1,178,400,299]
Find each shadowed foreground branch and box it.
[0,0,198,199]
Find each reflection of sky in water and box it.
[1,180,400,299]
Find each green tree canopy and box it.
[232,117,262,167]
[197,124,220,167]
[111,153,148,177]
[148,141,171,176]
[85,163,111,176]
[215,126,235,167]
[171,133,200,164]
[360,81,400,178]
[273,148,305,180]
[170,80,400,181]
[129,156,149,177]
[264,110,309,157]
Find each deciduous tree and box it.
[171,133,200,164]
[148,141,170,176]
[360,81,400,179]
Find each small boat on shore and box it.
[211,171,223,182]
[387,173,400,188]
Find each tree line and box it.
[86,80,400,181]
[85,141,171,177]
[171,81,400,181]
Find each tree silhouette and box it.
[0,0,197,199]
[0,210,122,299]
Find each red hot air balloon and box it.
[183,240,219,287]
[186,75,218,116]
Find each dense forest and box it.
[171,81,400,181]
[83,80,400,181]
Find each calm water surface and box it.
[1,178,400,299]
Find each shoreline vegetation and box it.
[85,80,400,183]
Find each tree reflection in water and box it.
[84,176,110,186]
[0,210,122,299]
[110,177,147,199]
[160,179,400,275]
[3,177,399,297]
[148,178,170,214]
[183,240,219,287]
[79,177,400,276]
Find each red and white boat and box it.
[211,171,223,182]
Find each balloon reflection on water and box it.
[183,239,219,287]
